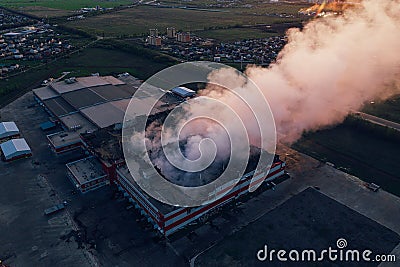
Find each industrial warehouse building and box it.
[33,74,186,153]
[33,75,141,153]
[0,138,31,162]
[0,121,20,141]
[80,123,286,236]
[116,159,286,236]
[34,73,286,237]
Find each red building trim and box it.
[164,167,284,232]
[4,152,32,162]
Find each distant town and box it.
[144,27,287,65]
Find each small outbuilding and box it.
[171,87,195,98]
[40,121,56,131]
[0,138,32,162]
[0,121,20,140]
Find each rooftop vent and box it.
[65,77,77,84]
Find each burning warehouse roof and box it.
[82,104,278,188]
[79,83,286,235]
[80,95,182,164]
[53,70,287,235]
[74,71,277,192]
[81,127,124,164]
[143,112,275,187]
[149,143,279,187]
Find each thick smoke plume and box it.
[146,116,233,186]
[144,0,400,184]
[203,0,400,143]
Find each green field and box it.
[65,5,305,37]
[60,46,173,78]
[362,95,400,124]
[195,28,278,41]
[8,6,76,18]
[3,1,310,21]
[293,119,400,197]
[0,1,311,104]
[161,0,308,14]
[2,0,133,10]
[2,0,133,18]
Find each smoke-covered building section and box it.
[34,73,286,236]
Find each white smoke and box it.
[143,0,400,184]
[203,0,400,143]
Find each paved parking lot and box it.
[196,187,400,266]
[0,92,92,266]
[184,147,400,266]
[0,92,185,267]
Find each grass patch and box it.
[60,46,174,78]
[161,0,309,15]
[1,0,133,10]
[362,95,400,124]
[195,28,277,41]
[10,6,76,18]
[65,5,305,37]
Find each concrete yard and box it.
[0,92,185,266]
[0,91,399,266]
[0,92,92,266]
[195,188,400,266]
[185,147,400,266]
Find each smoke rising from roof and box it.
[140,0,400,186]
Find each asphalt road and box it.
[355,112,400,131]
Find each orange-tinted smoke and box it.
[202,0,400,144]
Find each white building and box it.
[171,86,195,98]
[0,121,20,140]
[66,156,108,193]
[149,28,158,37]
[148,35,162,46]
[0,138,32,161]
[167,27,176,38]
